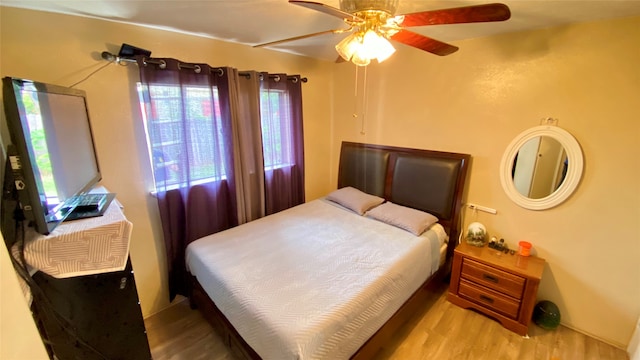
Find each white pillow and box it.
[326,187,385,215]
[366,201,438,236]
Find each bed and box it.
[186,142,470,359]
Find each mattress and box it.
[186,199,447,360]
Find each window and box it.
[138,80,298,190]
[137,83,227,188]
[260,88,294,170]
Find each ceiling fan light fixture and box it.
[277,1,511,62]
[336,29,395,66]
[362,29,395,62]
[335,32,371,66]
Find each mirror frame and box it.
[500,125,583,210]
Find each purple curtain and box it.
[136,58,305,301]
[261,74,305,215]
[136,58,239,300]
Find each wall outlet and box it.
[467,203,497,215]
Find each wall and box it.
[0,190,49,359]
[331,16,640,348]
[0,4,334,333]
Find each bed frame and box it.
[189,141,470,359]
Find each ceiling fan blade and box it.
[399,3,511,27]
[254,28,347,48]
[289,0,361,21]
[390,29,459,56]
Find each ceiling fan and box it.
[255,0,511,66]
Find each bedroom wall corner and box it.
[629,316,640,360]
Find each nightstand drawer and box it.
[461,258,525,299]
[458,279,521,319]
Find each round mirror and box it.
[500,125,583,210]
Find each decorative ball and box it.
[466,222,487,246]
[533,300,561,330]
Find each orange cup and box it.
[518,241,532,256]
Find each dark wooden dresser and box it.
[447,242,546,335]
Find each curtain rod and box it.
[101,52,307,82]
[239,72,308,83]
[137,57,225,76]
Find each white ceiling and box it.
[3,0,640,61]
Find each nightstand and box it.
[447,242,546,335]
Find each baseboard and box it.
[142,295,189,320]
[560,322,627,351]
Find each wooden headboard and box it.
[337,142,470,259]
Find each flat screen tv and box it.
[2,77,104,235]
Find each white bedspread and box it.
[186,199,444,360]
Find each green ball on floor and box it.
[533,300,561,330]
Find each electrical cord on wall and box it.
[68,59,117,88]
[458,203,466,244]
[458,203,480,244]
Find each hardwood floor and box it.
[144,282,628,360]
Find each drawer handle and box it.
[482,274,499,283]
[479,295,495,304]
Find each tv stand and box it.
[14,199,151,360]
[31,257,151,360]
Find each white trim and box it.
[499,125,583,210]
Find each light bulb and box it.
[351,49,371,66]
[374,36,395,63]
[361,30,396,63]
[335,33,359,61]
[361,30,379,60]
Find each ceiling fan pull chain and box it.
[353,65,359,120]
[360,66,368,135]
